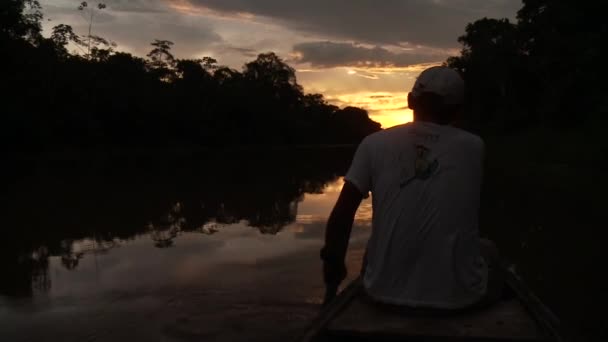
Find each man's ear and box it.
[408,92,417,110]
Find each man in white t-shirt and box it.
[321,66,498,310]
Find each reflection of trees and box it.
[0,237,120,296]
[146,153,343,245]
[0,2,372,297]
[1,149,353,296]
[59,239,119,268]
[2,246,52,297]
[148,202,185,248]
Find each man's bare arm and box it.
[320,180,364,304]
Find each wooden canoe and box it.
[297,266,564,342]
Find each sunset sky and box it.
[39,0,520,128]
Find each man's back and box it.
[345,121,487,309]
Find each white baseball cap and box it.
[410,66,464,105]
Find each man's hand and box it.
[323,284,338,306]
[322,260,346,306]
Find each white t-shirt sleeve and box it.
[345,137,373,195]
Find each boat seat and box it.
[326,294,550,341]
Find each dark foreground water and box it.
[1,149,371,341]
[1,148,606,341]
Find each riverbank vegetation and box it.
[447,2,607,340]
[447,1,607,134]
[1,1,380,157]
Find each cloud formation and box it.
[292,41,445,68]
[183,0,520,47]
[39,0,522,128]
[94,0,170,13]
[41,0,223,59]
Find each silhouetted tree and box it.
[332,107,381,143]
[77,1,111,59]
[447,1,608,131]
[145,39,176,83]
[2,3,380,153]
[175,58,212,84]
[0,0,42,42]
[446,18,529,130]
[147,39,174,66]
[516,0,608,123]
[50,23,80,48]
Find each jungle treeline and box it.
[1,1,381,155]
[447,0,608,133]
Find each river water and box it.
[0,150,371,341]
[1,149,605,341]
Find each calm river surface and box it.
[1,149,605,341]
[1,150,371,341]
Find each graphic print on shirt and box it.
[400,144,439,188]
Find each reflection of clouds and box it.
[290,220,370,241]
[295,214,316,224]
[355,200,373,224]
[291,221,325,240]
[297,177,373,225]
[38,178,373,301]
[47,235,227,298]
[291,177,373,239]
[297,177,345,219]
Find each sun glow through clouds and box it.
[327,92,413,128]
[298,65,428,128]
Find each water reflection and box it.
[1,150,362,298]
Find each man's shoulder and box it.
[360,123,483,148]
[364,123,414,144]
[449,127,483,143]
[384,123,415,134]
[452,128,485,150]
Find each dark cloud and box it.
[102,15,223,58]
[355,73,380,80]
[370,106,409,113]
[185,0,521,47]
[292,41,443,68]
[41,1,223,59]
[41,0,169,17]
[216,45,259,58]
[42,2,117,24]
[93,0,170,13]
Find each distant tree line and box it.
[1,1,381,154]
[448,3,608,339]
[447,0,608,133]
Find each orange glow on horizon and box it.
[167,0,255,20]
[326,91,413,128]
[296,65,433,129]
[370,109,413,128]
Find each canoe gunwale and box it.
[296,277,363,342]
[296,264,564,342]
[502,266,564,342]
